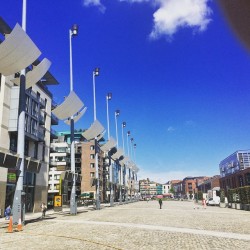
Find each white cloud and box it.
[184,120,196,127]
[150,0,212,39]
[82,0,212,39]
[167,126,175,132]
[82,0,106,13]
[119,0,150,2]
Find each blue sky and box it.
[3,0,250,183]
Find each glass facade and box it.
[220,150,250,177]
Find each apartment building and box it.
[0,71,59,214]
[48,133,83,207]
[0,17,59,214]
[81,140,104,202]
[219,150,250,178]
[197,175,220,193]
[139,178,157,198]
[218,150,250,195]
[182,176,207,199]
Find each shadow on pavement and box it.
[25,216,57,225]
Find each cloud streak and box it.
[82,0,212,38]
[82,0,106,13]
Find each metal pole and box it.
[106,94,113,207]
[121,122,126,204]
[93,72,96,121]
[130,138,134,162]
[13,0,27,225]
[93,70,100,210]
[133,144,136,163]
[115,112,119,148]
[106,95,110,139]
[69,28,77,215]
[126,131,130,157]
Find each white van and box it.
[206,196,220,206]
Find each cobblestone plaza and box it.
[0,200,249,250]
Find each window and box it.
[90,172,95,178]
[90,145,95,150]
[90,163,95,168]
[90,154,95,159]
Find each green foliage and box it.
[220,189,225,203]
[228,186,250,204]
[169,187,175,194]
[198,191,203,201]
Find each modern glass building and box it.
[219,150,250,177]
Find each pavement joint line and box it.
[0,232,123,250]
[48,219,250,241]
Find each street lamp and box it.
[93,67,100,210]
[93,67,99,121]
[13,0,27,225]
[126,131,130,157]
[121,121,126,203]
[130,137,134,161]
[133,143,137,163]
[121,122,126,152]
[106,92,114,207]
[106,93,112,139]
[69,24,78,215]
[114,110,122,203]
[115,110,120,147]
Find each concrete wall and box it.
[0,167,7,216]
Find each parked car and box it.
[206,197,220,206]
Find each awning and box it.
[24,157,41,173]
[101,137,116,152]
[52,90,84,120]
[82,119,105,140]
[0,149,21,169]
[11,58,51,89]
[64,107,87,125]
[0,23,41,76]
[119,156,130,165]
[112,148,124,161]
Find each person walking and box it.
[158,198,163,209]
[202,198,207,209]
[5,205,11,220]
[41,202,47,218]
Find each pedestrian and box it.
[158,198,163,209]
[202,198,207,209]
[5,205,11,220]
[41,202,47,218]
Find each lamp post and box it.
[121,122,126,203]
[114,110,121,203]
[69,24,78,215]
[106,93,113,206]
[106,93,112,139]
[93,67,100,210]
[115,110,120,148]
[133,143,137,163]
[13,0,27,225]
[126,131,130,157]
[130,138,134,162]
[121,122,126,153]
